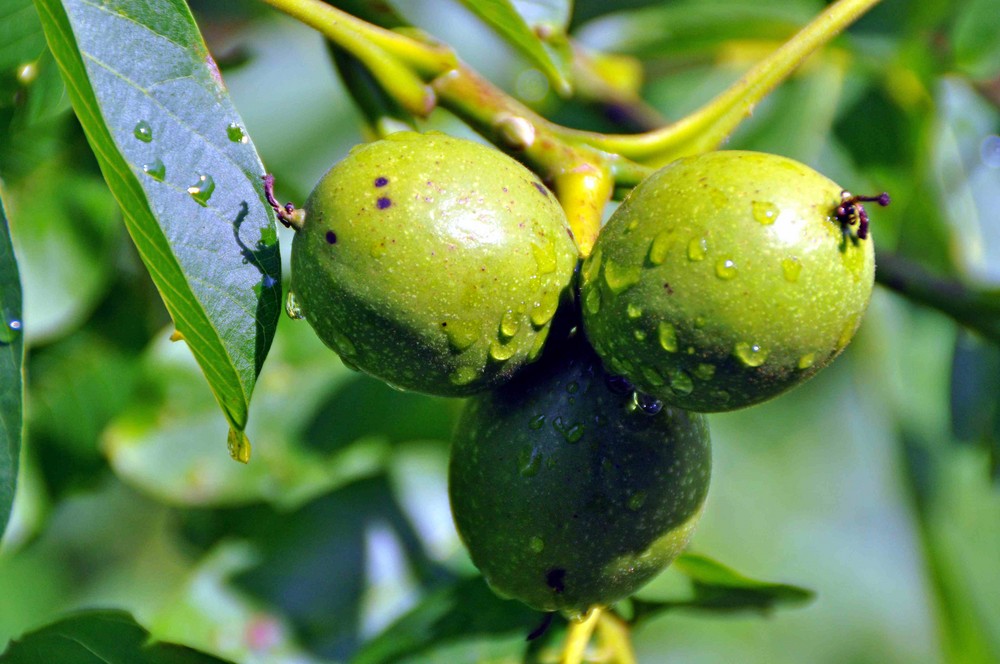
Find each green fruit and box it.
[449,337,711,615]
[580,150,876,412]
[290,132,578,396]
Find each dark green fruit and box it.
[580,150,877,412]
[449,338,711,615]
[291,131,578,396]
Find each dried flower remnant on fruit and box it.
[263,173,305,230]
[835,191,890,240]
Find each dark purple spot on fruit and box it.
[663,283,674,295]
[325,231,337,244]
[533,182,548,197]
[546,568,566,593]
[377,197,392,210]
[374,176,388,187]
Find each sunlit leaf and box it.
[457,0,572,94]
[0,197,23,540]
[34,0,282,439]
[0,609,233,663]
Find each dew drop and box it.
[837,315,860,350]
[694,363,716,381]
[627,491,647,511]
[450,365,480,386]
[489,339,518,362]
[734,341,768,367]
[687,237,707,261]
[15,62,38,85]
[669,369,694,395]
[529,536,545,553]
[633,329,647,341]
[565,424,585,444]
[142,158,165,181]
[582,248,602,283]
[518,446,542,477]
[0,310,22,344]
[782,257,802,282]
[284,291,304,320]
[529,290,559,327]
[797,352,816,369]
[584,287,602,314]
[329,328,357,358]
[226,122,248,143]
[641,366,664,387]
[715,258,738,280]
[445,320,478,351]
[648,230,675,265]
[187,174,215,206]
[227,427,251,463]
[566,381,579,394]
[133,120,153,142]
[528,324,550,361]
[500,309,521,338]
[752,200,779,225]
[626,303,643,319]
[633,392,663,415]
[603,261,642,294]
[531,240,558,275]
[529,414,546,430]
[657,322,678,353]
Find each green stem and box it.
[560,607,603,664]
[875,251,1000,344]
[574,0,884,163]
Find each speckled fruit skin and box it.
[449,338,711,615]
[291,132,578,396]
[580,151,875,412]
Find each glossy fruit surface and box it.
[449,338,711,615]
[290,131,578,396]
[580,150,875,412]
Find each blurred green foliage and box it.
[2,0,1000,662]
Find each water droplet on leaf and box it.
[187,174,215,206]
[133,120,153,142]
[142,159,165,181]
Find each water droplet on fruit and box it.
[133,120,153,142]
[531,240,558,274]
[500,309,520,338]
[226,122,248,143]
[626,303,642,319]
[529,536,545,553]
[627,491,647,511]
[284,291,304,319]
[528,324,550,361]
[837,315,860,350]
[565,424,584,443]
[529,414,546,429]
[518,446,542,477]
[584,287,601,314]
[658,322,678,353]
[633,392,663,415]
[369,241,388,258]
[715,258,737,280]
[797,352,816,369]
[445,320,478,351]
[735,341,768,367]
[582,248,602,283]
[0,310,22,344]
[489,339,518,361]
[142,159,165,181]
[450,365,480,386]
[694,363,716,380]
[687,237,707,261]
[641,366,664,387]
[752,200,778,225]
[187,174,215,206]
[529,290,559,327]
[782,256,802,282]
[669,369,694,395]
[603,261,642,294]
[633,328,647,341]
[648,230,675,265]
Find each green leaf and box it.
[352,576,541,664]
[952,0,1000,80]
[0,610,234,663]
[629,552,814,622]
[33,0,281,439]
[0,197,23,540]
[456,0,571,94]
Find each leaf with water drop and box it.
[34,0,282,444]
[0,198,23,539]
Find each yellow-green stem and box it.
[561,607,603,664]
[596,611,637,664]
